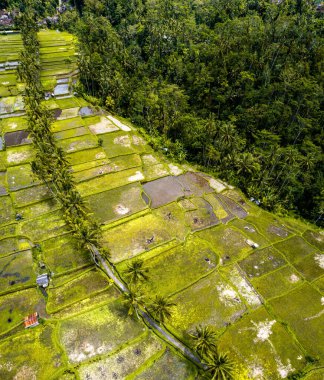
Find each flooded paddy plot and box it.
[218,307,305,380]
[177,171,214,196]
[78,332,163,380]
[203,192,228,219]
[269,284,324,361]
[251,265,304,300]
[4,129,30,146]
[170,271,246,337]
[0,325,64,380]
[78,106,96,117]
[0,288,43,335]
[59,300,145,364]
[197,225,251,263]
[47,269,111,313]
[135,348,196,380]
[238,247,287,278]
[0,195,15,225]
[86,183,147,224]
[274,236,318,263]
[54,83,69,96]
[218,193,248,219]
[119,235,218,297]
[0,250,35,294]
[143,176,184,208]
[102,213,174,263]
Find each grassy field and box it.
[0,30,323,380]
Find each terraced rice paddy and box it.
[0,30,323,380]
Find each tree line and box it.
[58,0,323,225]
[17,0,104,258]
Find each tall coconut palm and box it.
[148,295,176,324]
[190,325,217,359]
[203,349,235,380]
[123,259,149,284]
[123,286,146,319]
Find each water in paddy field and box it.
[4,130,30,146]
[78,106,94,117]
[57,78,69,84]
[54,83,69,96]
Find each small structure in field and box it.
[24,312,39,329]
[36,273,49,288]
[246,239,259,249]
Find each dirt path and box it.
[89,244,204,369]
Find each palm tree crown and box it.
[204,349,235,380]
[149,295,176,323]
[190,325,217,359]
[124,259,149,284]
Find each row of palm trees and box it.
[18,4,103,255]
[122,259,235,379]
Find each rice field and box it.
[0,30,323,380]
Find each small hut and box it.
[24,312,39,329]
[36,273,49,288]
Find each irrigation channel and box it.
[89,244,206,369]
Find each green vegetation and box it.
[0,2,323,378]
[65,0,324,225]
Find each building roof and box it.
[24,312,39,328]
[36,273,49,287]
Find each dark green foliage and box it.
[123,259,149,284]
[190,325,217,359]
[19,1,102,256]
[71,0,323,225]
[148,295,176,323]
[203,349,235,380]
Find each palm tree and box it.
[190,325,217,359]
[123,286,146,319]
[148,295,176,324]
[123,259,149,284]
[203,349,235,380]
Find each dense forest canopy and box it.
[6,0,324,225]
